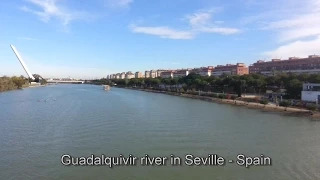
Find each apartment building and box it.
[156,70,167,77]
[125,72,135,79]
[145,71,150,78]
[173,69,189,78]
[120,72,126,79]
[150,70,157,78]
[249,55,320,75]
[115,73,120,79]
[135,71,143,78]
[212,63,249,76]
[160,71,174,78]
[191,66,214,76]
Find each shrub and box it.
[231,95,237,100]
[212,94,218,98]
[279,100,291,107]
[306,104,317,111]
[218,94,226,99]
[259,99,269,105]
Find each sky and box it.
[0,0,320,79]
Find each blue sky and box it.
[1,0,320,78]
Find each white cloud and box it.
[198,27,240,35]
[130,8,240,40]
[17,37,38,41]
[263,35,320,58]
[264,11,320,42]
[129,25,194,40]
[104,0,133,8]
[21,0,92,26]
[187,11,212,28]
[259,0,320,58]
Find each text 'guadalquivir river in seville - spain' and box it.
[1,84,320,180]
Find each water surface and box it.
[1,84,320,180]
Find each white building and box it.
[120,72,126,79]
[126,72,135,79]
[145,71,150,78]
[135,71,143,78]
[115,73,120,79]
[301,83,320,102]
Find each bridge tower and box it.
[10,45,35,80]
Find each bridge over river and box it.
[47,80,84,84]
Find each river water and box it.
[1,84,320,180]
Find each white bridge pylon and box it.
[10,45,35,80]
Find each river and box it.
[0,84,320,180]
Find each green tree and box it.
[285,79,302,99]
[11,76,25,89]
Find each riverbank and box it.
[120,87,320,120]
[26,84,47,88]
[0,84,47,93]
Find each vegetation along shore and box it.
[89,72,320,120]
[0,74,47,92]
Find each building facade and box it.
[125,72,135,79]
[212,63,248,76]
[120,72,126,79]
[115,73,120,79]
[161,71,174,78]
[150,70,157,78]
[145,71,150,78]
[156,70,167,77]
[249,55,320,75]
[173,69,189,78]
[135,72,143,78]
[191,66,214,76]
[301,83,320,102]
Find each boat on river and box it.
[103,85,110,91]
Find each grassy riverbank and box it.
[120,87,320,120]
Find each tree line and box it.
[0,76,29,92]
[89,72,320,99]
[0,74,47,92]
[98,72,320,99]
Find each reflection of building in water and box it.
[103,85,110,91]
